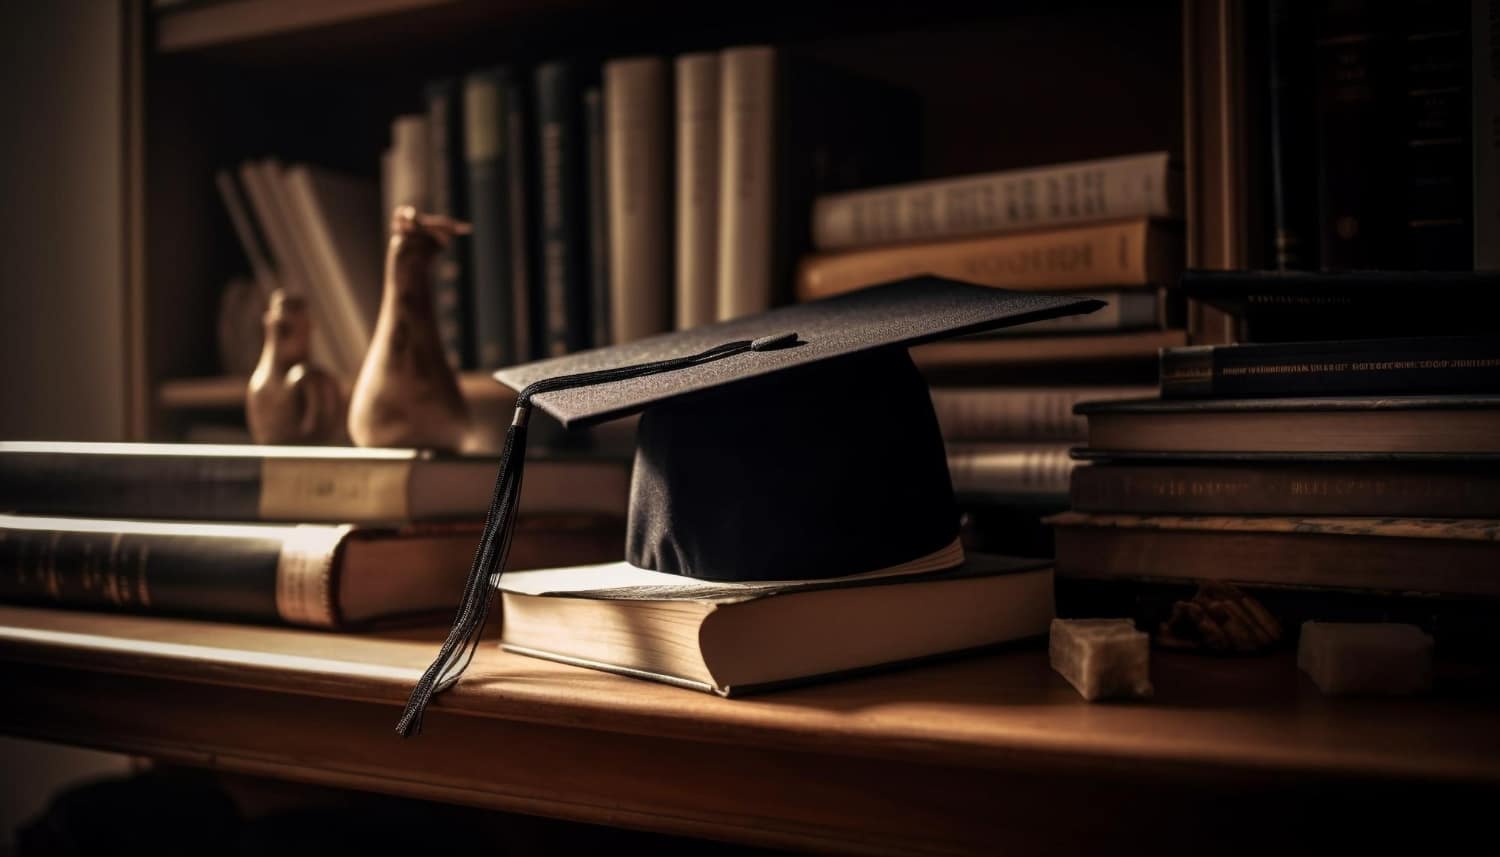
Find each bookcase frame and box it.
[123,0,1257,441]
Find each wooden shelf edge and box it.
[156,0,463,53]
[158,371,514,411]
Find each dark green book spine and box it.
[425,79,473,369]
[507,75,538,360]
[1159,336,1500,398]
[584,86,611,348]
[534,61,590,355]
[465,69,517,368]
[0,519,290,625]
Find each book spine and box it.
[811,153,1177,252]
[1398,1,1471,269]
[0,453,419,523]
[534,61,590,355]
[426,80,472,369]
[1265,0,1319,269]
[0,516,347,628]
[945,444,1074,502]
[584,87,611,347]
[1479,0,1500,269]
[1315,2,1398,269]
[675,52,720,329]
[931,387,1154,442]
[1051,514,1500,597]
[716,46,776,321]
[465,69,517,369]
[505,77,537,360]
[1159,337,1500,399]
[604,57,672,343]
[1071,462,1500,518]
[242,160,357,377]
[794,219,1172,301]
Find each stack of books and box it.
[1051,270,1500,647]
[799,151,1186,368]
[0,443,628,629]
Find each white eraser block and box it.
[1049,618,1153,701]
[1297,622,1433,695]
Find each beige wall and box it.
[0,2,136,847]
[0,0,127,441]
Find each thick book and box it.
[534,60,591,355]
[1315,0,1399,269]
[675,51,720,329]
[1179,269,1500,342]
[1049,512,1500,598]
[1070,459,1500,518]
[464,68,520,368]
[0,442,629,524]
[1076,394,1500,457]
[946,444,1073,505]
[1159,336,1500,399]
[812,152,1181,252]
[0,513,621,629]
[718,46,921,320]
[930,386,1156,442]
[604,56,672,343]
[498,554,1053,696]
[1476,0,1500,270]
[795,219,1182,302]
[1264,0,1318,270]
[425,78,473,369]
[583,86,611,347]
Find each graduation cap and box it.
[396,276,1102,735]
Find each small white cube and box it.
[1297,622,1433,696]
[1049,618,1153,701]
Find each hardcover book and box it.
[1158,336,1500,399]
[0,513,622,629]
[499,554,1054,695]
[1076,394,1500,457]
[1180,269,1500,342]
[0,442,630,524]
[1070,459,1500,518]
[1050,512,1500,598]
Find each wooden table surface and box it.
[2,605,1497,854]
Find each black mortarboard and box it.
[396,276,1102,735]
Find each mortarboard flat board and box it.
[497,275,1103,427]
[396,275,1102,735]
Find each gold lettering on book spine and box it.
[260,459,412,523]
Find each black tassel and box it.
[396,332,797,737]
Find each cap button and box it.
[750,332,799,351]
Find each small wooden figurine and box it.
[347,206,472,450]
[246,290,348,445]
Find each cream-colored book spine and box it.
[674,52,720,329]
[715,45,776,321]
[604,56,671,343]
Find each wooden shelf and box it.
[158,371,515,411]
[2,604,1497,853]
[157,0,529,53]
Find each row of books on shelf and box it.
[215,43,1185,379]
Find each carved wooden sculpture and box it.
[246,290,347,444]
[347,206,472,450]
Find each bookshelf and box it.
[128,0,1248,441]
